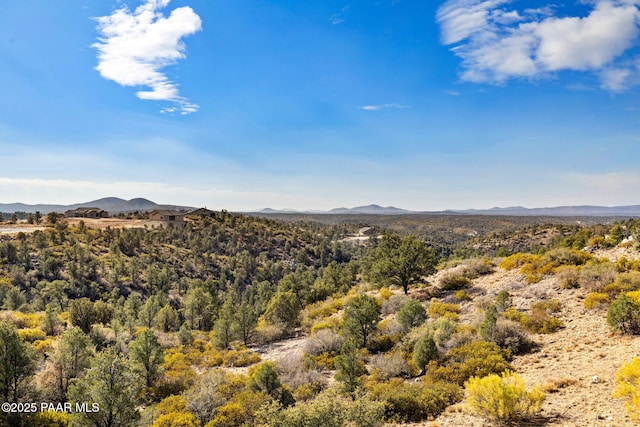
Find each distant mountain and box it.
[452,205,640,217]
[255,204,640,217]
[257,204,410,215]
[0,198,195,214]
[327,204,410,214]
[4,198,640,217]
[259,208,300,214]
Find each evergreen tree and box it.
[0,321,35,403]
[335,340,367,396]
[129,328,164,388]
[341,295,380,348]
[68,347,141,427]
[396,298,428,331]
[237,302,258,346]
[213,293,238,349]
[48,327,93,402]
[69,298,95,334]
[413,334,438,375]
[367,234,437,294]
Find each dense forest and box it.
[1,211,640,426]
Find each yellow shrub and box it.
[12,312,43,329]
[309,317,339,334]
[23,411,70,427]
[59,311,70,324]
[301,298,342,331]
[33,338,54,354]
[626,291,640,305]
[304,352,335,370]
[525,273,541,284]
[614,357,640,419]
[155,395,188,416]
[222,349,261,367]
[503,308,526,323]
[152,411,201,427]
[466,371,545,423]
[206,390,267,427]
[584,292,611,309]
[162,351,197,393]
[499,253,535,270]
[454,290,472,302]
[428,301,460,321]
[378,287,394,300]
[18,328,46,342]
[201,349,223,368]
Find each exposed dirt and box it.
[0,218,172,235]
[252,336,308,364]
[0,225,48,235]
[431,248,640,427]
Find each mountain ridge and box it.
[2,198,640,217]
[257,204,640,217]
[0,198,194,215]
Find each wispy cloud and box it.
[329,6,350,25]
[93,0,202,114]
[437,0,640,91]
[359,103,411,111]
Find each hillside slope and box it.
[432,248,640,426]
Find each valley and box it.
[0,208,639,426]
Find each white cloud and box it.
[437,0,510,44]
[437,0,640,90]
[93,0,202,114]
[600,67,633,91]
[359,103,410,111]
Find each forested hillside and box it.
[1,212,640,426]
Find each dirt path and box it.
[251,336,308,363]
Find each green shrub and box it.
[367,333,397,353]
[396,299,427,331]
[504,301,563,334]
[489,319,531,355]
[413,334,439,374]
[494,290,512,312]
[257,388,384,427]
[462,259,494,278]
[613,272,640,293]
[465,371,545,423]
[522,310,563,334]
[479,305,498,341]
[438,273,471,291]
[428,341,511,385]
[367,378,462,423]
[608,294,640,334]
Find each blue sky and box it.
[1,0,640,211]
